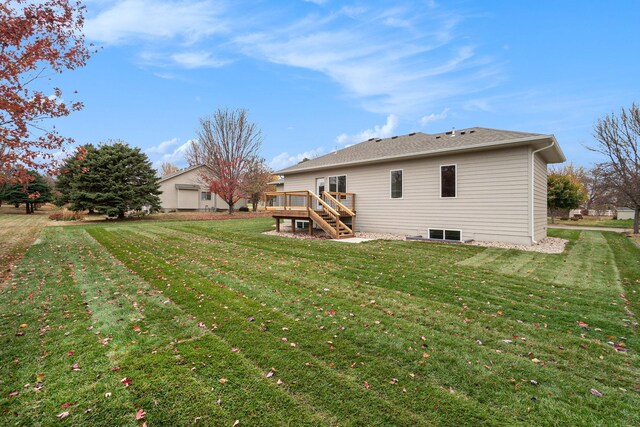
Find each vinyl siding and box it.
[284,146,534,244]
[533,152,548,241]
[158,167,246,211]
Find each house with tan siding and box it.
[158,165,247,212]
[267,127,565,244]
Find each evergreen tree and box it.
[57,142,161,218]
[0,171,53,213]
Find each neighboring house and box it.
[269,127,565,244]
[158,165,247,212]
[616,207,635,220]
[268,177,285,192]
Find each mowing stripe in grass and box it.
[89,226,501,426]
[87,226,636,426]
[147,223,633,347]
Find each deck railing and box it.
[265,191,355,213]
[265,190,356,238]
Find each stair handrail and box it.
[323,192,355,217]
[308,191,341,218]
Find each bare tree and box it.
[187,108,262,213]
[590,103,640,233]
[241,158,272,211]
[160,162,179,176]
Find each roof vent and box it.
[469,130,475,134]
[436,135,441,139]
[391,136,398,139]
[445,131,453,135]
[375,138,382,142]
[368,138,374,141]
[409,132,416,136]
[460,131,466,135]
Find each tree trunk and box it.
[550,208,556,224]
[634,207,639,234]
[252,197,258,212]
[118,211,125,219]
[25,203,30,214]
[227,203,234,215]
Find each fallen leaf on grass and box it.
[276,379,284,385]
[233,420,240,426]
[56,411,70,420]
[19,324,28,328]
[67,351,74,357]
[15,331,25,336]
[133,325,141,332]
[71,363,80,371]
[219,378,227,384]
[135,409,146,420]
[121,377,132,387]
[60,402,74,408]
[8,391,19,397]
[577,321,589,327]
[590,388,603,397]
[364,381,370,390]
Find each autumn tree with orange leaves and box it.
[0,0,91,185]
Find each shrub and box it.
[49,211,85,221]
[238,206,249,212]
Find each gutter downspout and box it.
[531,140,556,244]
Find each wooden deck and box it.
[265,191,356,239]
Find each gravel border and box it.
[263,226,568,253]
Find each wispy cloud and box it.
[269,147,326,171]
[148,138,192,169]
[86,1,502,116]
[336,114,399,145]
[420,108,450,126]
[145,137,180,154]
[84,0,228,45]
[233,5,501,115]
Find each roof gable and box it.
[158,164,212,183]
[278,127,565,174]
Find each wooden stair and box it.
[265,190,356,239]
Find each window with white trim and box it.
[328,175,347,193]
[201,191,212,201]
[390,170,403,199]
[440,165,456,198]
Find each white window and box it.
[328,175,347,193]
[390,170,403,199]
[201,191,212,201]
[440,165,456,198]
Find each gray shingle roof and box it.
[158,164,209,183]
[278,127,563,174]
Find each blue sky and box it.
[51,0,640,171]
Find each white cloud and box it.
[170,51,232,69]
[149,139,193,169]
[419,108,450,126]
[233,5,500,115]
[145,137,180,154]
[84,0,227,45]
[335,114,399,145]
[269,147,325,171]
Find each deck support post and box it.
[308,220,313,236]
[275,217,280,232]
[291,219,295,234]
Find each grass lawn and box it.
[549,217,634,229]
[1,216,639,426]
